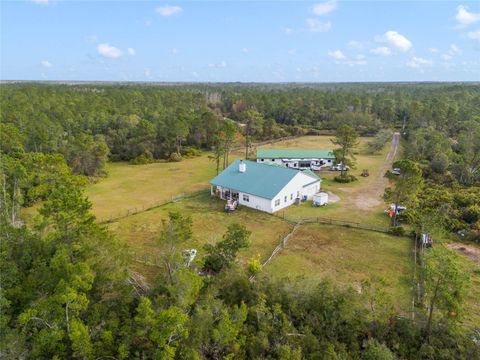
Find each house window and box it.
[297,191,300,197]
[243,194,249,202]
[275,199,280,206]
[290,193,293,200]
[284,196,287,203]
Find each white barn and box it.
[256,149,335,170]
[210,160,321,213]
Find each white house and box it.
[210,160,321,213]
[256,149,335,170]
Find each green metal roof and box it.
[211,160,319,200]
[257,148,335,159]
[302,169,321,180]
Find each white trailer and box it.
[312,192,329,207]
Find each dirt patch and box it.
[326,191,340,203]
[353,196,381,210]
[448,243,480,264]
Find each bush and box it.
[169,152,182,162]
[334,174,357,183]
[388,226,406,236]
[130,153,154,165]
[181,146,202,158]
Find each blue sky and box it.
[1,1,479,82]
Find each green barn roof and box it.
[256,149,335,159]
[210,160,320,200]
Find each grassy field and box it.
[447,242,480,329]
[86,154,216,221]
[81,135,399,283]
[87,135,394,224]
[107,192,292,272]
[262,222,413,312]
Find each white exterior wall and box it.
[270,172,321,213]
[237,191,273,213]
[214,173,321,214]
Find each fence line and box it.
[97,188,210,225]
[276,214,390,233]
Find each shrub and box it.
[247,255,262,277]
[169,152,182,162]
[130,153,154,165]
[388,226,406,236]
[334,174,357,183]
[181,146,202,158]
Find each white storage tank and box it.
[313,192,329,206]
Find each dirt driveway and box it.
[338,132,400,211]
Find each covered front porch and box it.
[211,185,240,201]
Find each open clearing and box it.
[108,192,292,272]
[261,222,413,312]
[83,135,400,284]
[448,242,480,328]
[86,155,216,221]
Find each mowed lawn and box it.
[86,154,216,221]
[107,192,292,274]
[262,223,413,312]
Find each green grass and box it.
[75,135,404,289]
[451,244,480,329]
[261,223,413,312]
[86,154,217,221]
[107,193,293,275]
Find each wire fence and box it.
[275,213,390,233]
[97,188,210,225]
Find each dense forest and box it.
[1,82,480,359]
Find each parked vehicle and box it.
[332,163,350,171]
[392,167,401,175]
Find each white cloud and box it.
[370,46,392,56]
[127,48,136,56]
[97,43,123,59]
[31,0,49,5]
[442,44,462,60]
[144,68,151,78]
[306,18,331,32]
[171,48,179,54]
[288,49,297,55]
[347,40,366,49]
[284,27,293,35]
[328,49,346,60]
[41,60,52,68]
[450,44,462,55]
[156,5,182,16]
[311,0,337,16]
[242,48,249,53]
[455,5,480,27]
[467,30,480,42]
[406,56,433,68]
[377,31,412,52]
[428,47,439,53]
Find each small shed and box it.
[313,192,329,207]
